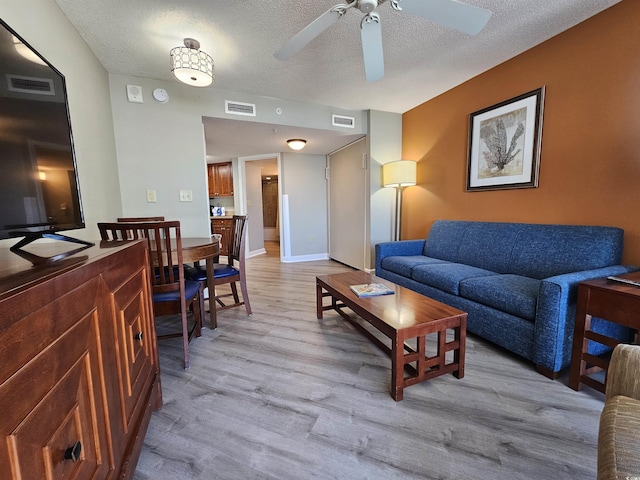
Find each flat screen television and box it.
[0,18,92,261]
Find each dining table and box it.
[146,236,220,329]
[179,237,220,329]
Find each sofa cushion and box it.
[412,263,497,295]
[423,220,471,262]
[380,255,448,277]
[509,225,624,279]
[459,274,540,321]
[598,395,640,480]
[456,222,525,273]
[421,220,624,280]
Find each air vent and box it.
[332,114,355,128]
[7,74,55,95]
[225,100,256,117]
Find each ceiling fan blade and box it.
[395,0,492,35]
[274,4,350,60]
[361,13,384,82]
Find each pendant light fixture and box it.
[170,38,214,87]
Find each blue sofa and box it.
[375,220,636,377]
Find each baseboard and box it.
[248,248,267,258]
[281,253,330,263]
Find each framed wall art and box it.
[467,87,545,191]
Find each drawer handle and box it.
[134,331,143,341]
[64,441,82,462]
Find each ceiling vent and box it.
[7,74,55,95]
[225,100,256,117]
[332,114,355,128]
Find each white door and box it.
[328,138,367,270]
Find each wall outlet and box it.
[146,189,156,203]
[179,190,193,202]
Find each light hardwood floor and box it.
[134,241,605,480]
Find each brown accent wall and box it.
[402,1,640,265]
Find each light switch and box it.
[179,190,193,202]
[146,189,156,202]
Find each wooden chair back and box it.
[98,220,183,289]
[117,216,165,222]
[211,215,251,315]
[97,220,201,368]
[226,215,247,268]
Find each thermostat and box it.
[152,88,169,103]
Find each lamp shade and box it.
[170,38,214,87]
[383,160,416,187]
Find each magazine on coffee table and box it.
[349,283,395,298]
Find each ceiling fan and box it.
[274,0,492,82]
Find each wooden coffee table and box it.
[316,271,467,401]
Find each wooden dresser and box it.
[0,239,161,480]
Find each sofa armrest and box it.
[533,265,638,372]
[606,344,640,401]
[375,240,426,275]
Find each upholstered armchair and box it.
[598,343,640,479]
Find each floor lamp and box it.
[383,160,417,241]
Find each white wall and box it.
[245,161,265,255]
[368,110,402,269]
[281,153,329,261]
[109,76,210,236]
[0,0,122,245]
[108,73,367,239]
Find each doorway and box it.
[262,174,279,241]
[238,155,280,258]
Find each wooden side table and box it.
[569,272,640,393]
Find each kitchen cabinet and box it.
[0,240,161,480]
[211,218,233,256]
[208,162,233,197]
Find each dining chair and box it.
[98,220,202,369]
[186,215,251,316]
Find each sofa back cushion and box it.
[456,222,523,273]
[423,220,624,279]
[509,224,623,279]
[422,220,470,262]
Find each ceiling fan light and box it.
[170,38,214,87]
[287,139,307,150]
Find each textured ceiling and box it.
[53,0,620,113]
[52,0,620,160]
